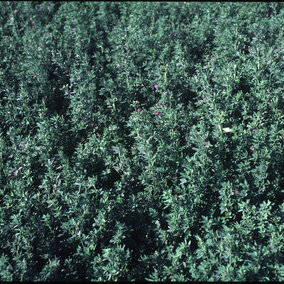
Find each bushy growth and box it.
[0,1,283,281]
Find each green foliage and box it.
[0,1,283,281]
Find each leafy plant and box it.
[0,1,283,281]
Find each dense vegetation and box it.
[0,1,283,281]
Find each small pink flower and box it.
[253,32,256,36]
[270,14,273,18]
[137,108,142,112]
[234,190,239,196]
[173,33,177,37]
[40,7,43,10]
[250,146,255,151]
[7,38,10,43]
[155,111,161,116]
[165,91,168,95]
[154,84,159,90]
[210,55,213,59]
[32,25,34,28]
[10,17,14,21]
[248,48,251,53]
[52,87,56,92]
[74,28,78,34]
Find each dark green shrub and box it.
[0,1,283,281]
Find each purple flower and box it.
[197,98,202,101]
[74,28,78,34]
[154,84,159,90]
[40,7,43,10]
[155,111,161,116]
